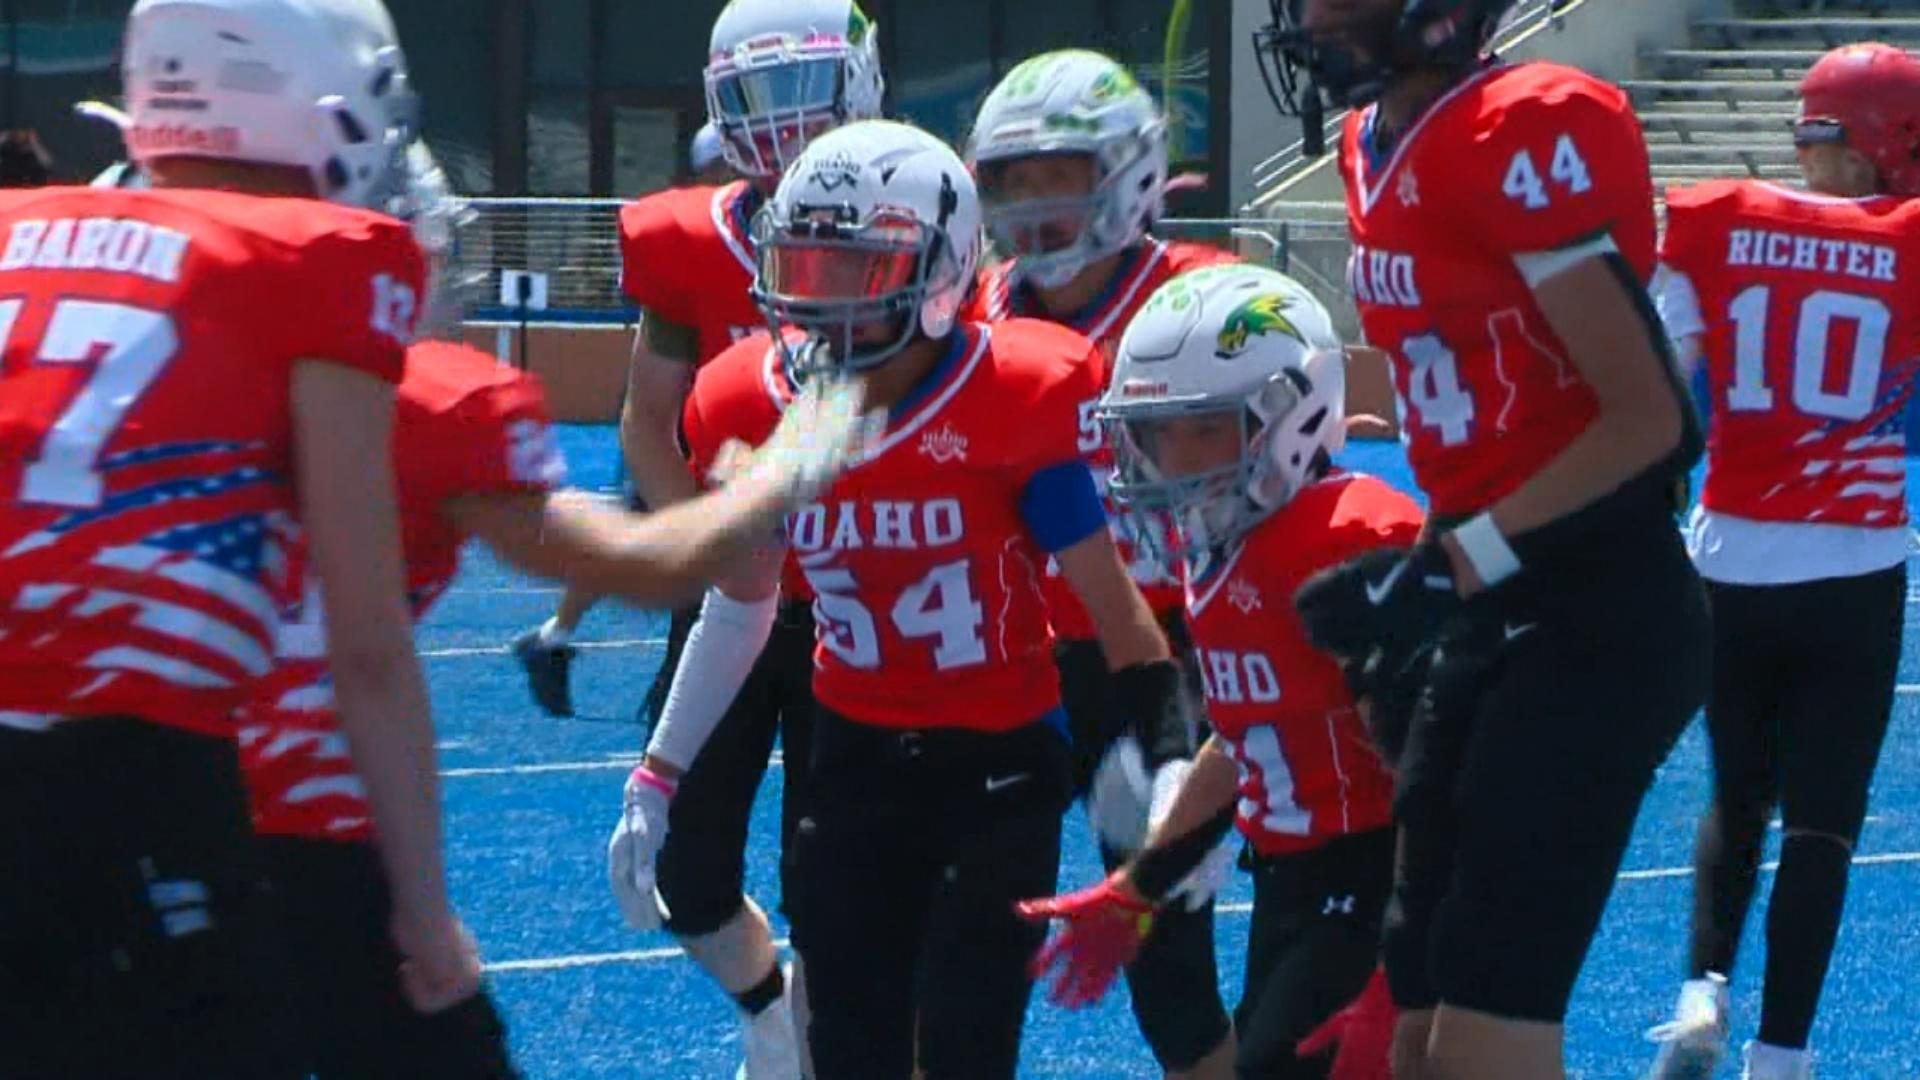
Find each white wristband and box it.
[1452,512,1522,587]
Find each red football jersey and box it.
[239,342,564,840]
[1185,473,1418,856]
[1662,181,1920,528]
[1337,62,1657,517]
[684,321,1105,732]
[0,187,423,734]
[965,239,1239,635]
[620,180,765,365]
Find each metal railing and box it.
[463,199,1369,337]
[1244,0,1578,213]
[464,197,628,321]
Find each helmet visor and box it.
[754,207,939,374]
[710,57,842,121]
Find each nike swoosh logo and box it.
[1364,560,1410,605]
[1504,622,1537,642]
[985,773,1029,794]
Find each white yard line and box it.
[481,848,1920,975]
[421,638,663,659]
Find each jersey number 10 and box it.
[1725,286,1891,421]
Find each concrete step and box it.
[1639,111,1798,133]
[1647,143,1802,163]
[1643,128,1796,146]
[1622,79,1805,101]
[1692,16,1920,44]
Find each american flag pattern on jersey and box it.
[1662,181,1920,529]
[237,579,451,842]
[237,342,561,841]
[2,439,295,733]
[966,239,1239,636]
[1183,473,1417,856]
[0,185,421,733]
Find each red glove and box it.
[1014,872,1154,1009]
[1296,967,1397,1080]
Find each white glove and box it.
[1089,738,1153,853]
[1165,838,1237,913]
[607,767,675,931]
[1148,758,1193,835]
[714,374,883,509]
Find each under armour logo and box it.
[1322,894,1356,916]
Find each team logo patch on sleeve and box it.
[1215,294,1307,358]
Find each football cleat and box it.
[510,628,576,718]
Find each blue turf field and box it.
[432,426,1920,1078]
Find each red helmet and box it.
[1797,42,1920,196]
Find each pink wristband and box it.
[628,765,677,799]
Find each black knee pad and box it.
[655,829,749,937]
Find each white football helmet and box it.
[704,0,886,182]
[1101,264,1345,574]
[123,0,417,212]
[752,120,982,376]
[967,49,1168,288]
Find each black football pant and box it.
[256,836,519,1079]
[787,707,1072,1079]
[1057,616,1232,1072]
[653,603,817,936]
[0,718,294,1080]
[1690,564,1903,1049]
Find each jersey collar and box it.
[1008,241,1162,340]
[1352,62,1507,216]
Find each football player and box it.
[653,118,1186,1078]
[1259,2,1711,1076]
[1643,43,1920,1080]
[0,0,452,1074]
[571,2,886,1073]
[962,48,1242,1080]
[240,151,870,1079]
[1020,265,1417,1080]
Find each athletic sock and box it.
[734,964,787,1018]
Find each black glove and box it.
[1341,638,1437,767]
[1294,544,1462,665]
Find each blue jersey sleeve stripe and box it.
[1020,460,1107,554]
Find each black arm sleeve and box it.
[1114,659,1194,769]
[1130,802,1238,903]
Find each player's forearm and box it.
[1142,737,1239,848]
[620,400,701,510]
[620,331,700,510]
[1055,534,1171,670]
[329,652,450,922]
[454,491,778,609]
[641,578,780,777]
[1486,262,1683,540]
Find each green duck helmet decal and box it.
[1100,264,1346,574]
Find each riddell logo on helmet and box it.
[129,123,241,156]
[1121,381,1168,397]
